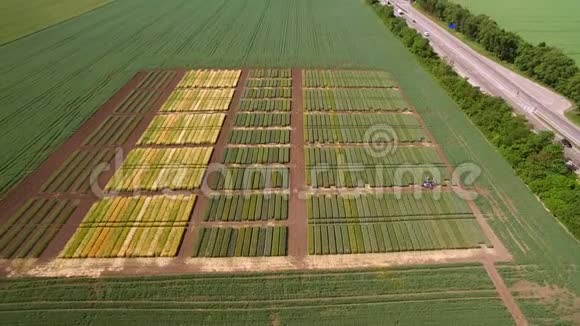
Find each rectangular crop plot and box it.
[248,69,291,79]
[0,199,77,258]
[178,70,241,88]
[161,89,235,112]
[304,89,408,111]
[137,70,177,90]
[207,167,289,190]
[138,113,225,145]
[305,147,443,166]
[83,116,142,146]
[229,129,290,144]
[223,147,290,164]
[114,89,162,114]
[204,193,289,221]
[239,99,291,111]
[305,126,427,143]
[105,148,212,191]
[192,226,287,257]
[306,166,449,188]
[41,149,116,194]
[77,195,196,227]
[243,88,291,99]
[307,192,473,223]
[308,220,489,255]
[60,195,195,258]
[246,79,292,88]
[305,113,420,128]
[303,70,396,88]
[234,113,290,127]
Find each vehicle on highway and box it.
[561,139,573,148]
[423,31,430,37]
[397,9,404,15]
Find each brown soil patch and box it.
[512,280,580,324]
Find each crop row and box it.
[106,167,207,192]
[305,127,428,143]
[308,220,489,255]
[41,149,115,194]
[306,166,449,188]
[204,194,289,221]
[303,70,396,88]
[0,199,77,258]
[239,99,291,111]
[223,147,290,164]
[79,195,196,227]
[304,89,408,111]
[114,89,162,114]
[61,226,185,258]
[161,89,235,112]
[137,70,176,90]
[178,70,241,88]
[235,113,290,127]
[246,79,292,88]
[248,69,291,79]
[305,113,420,127]
[193,226,287,257]
[139,128,221,145]
[118,147,213,167]
[84,116,142,146]
[207,167,289,190]
[307,192,472,221]
[229,129,290,144]
[305,147,443,166]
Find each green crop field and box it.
[1,0,579,324]
[0,0,112,45]
[450,0,580,63]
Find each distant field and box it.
[451,0,580,63]
[0,0,112,45]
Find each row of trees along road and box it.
[415,0,580,113]
[367,0,580,239]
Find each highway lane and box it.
[386,0,580,165]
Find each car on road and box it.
[423,31,430,37]
[560,139,572,148]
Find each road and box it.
[385,0,580,165]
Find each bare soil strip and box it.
[484,260,528,326]
[177,70,249,258]
[288,69,308,259]
[1,247,501,278]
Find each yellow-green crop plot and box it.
[138,113,225,145]
[161,89,235,112]
[60,195,195,258]
[178,69,241,88]
[105,148,212,191]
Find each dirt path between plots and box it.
[288,68,308,260]
[177,69,249,258]
[484,260,528,326]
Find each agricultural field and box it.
[0,0,579,323]
[450,0,580,63]
[0,0,112,45]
